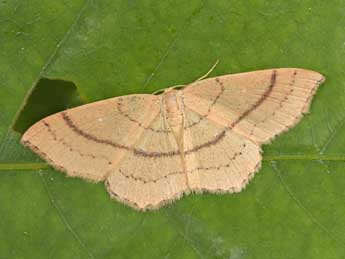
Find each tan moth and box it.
[21,68,325,210]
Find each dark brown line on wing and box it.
[133,130,227,157]
[183,77,225,129]
[110,149,244,184]
[117,101,171,133]
[62,112,179,157]
[62,112,228,158]
[62,112,131,151]
[133,149,180,157]
[118,168,184,184]
[247,70,325,137]
[42,120,112,163]
[247,70,298,136]
[188,150,243,172]
[185,130,226,155]
[230,70,277,128]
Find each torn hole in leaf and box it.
[13,78,84,134]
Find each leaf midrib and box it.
[0,154,343,171]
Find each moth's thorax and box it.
[163,89,184,130]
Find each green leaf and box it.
[1,0,345,258]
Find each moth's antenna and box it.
[195,59,219,82]
[151,59,219,95]
[152,84,185,95]
[152,88,165,95]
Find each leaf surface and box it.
[1,1,345,258]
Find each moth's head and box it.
[153,85,186,95]
[164,85,185,93]
[163,87,176,94]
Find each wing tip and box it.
[276,68,326,83]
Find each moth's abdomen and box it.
[163,90,184,130]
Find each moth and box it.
[21,68,325,210]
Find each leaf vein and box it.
[10,0,92,130]
[271,162,343,245]
[141,1,206,90]
[39,173,95,259]
[319,114,345,154]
